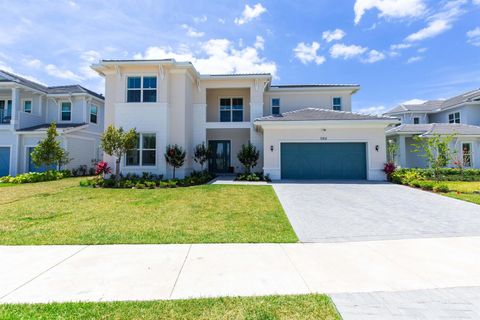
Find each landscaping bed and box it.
[0,294,340,320]
[0,178,297,245]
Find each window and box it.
[60,102,71,121]
[272,98,280,115]
[90,105,98,124]
[220,97,243,122]
[448,112,460,124]
[462,143,472,167]
[413,117,420,124]
[127,76,157,103]
[23,100,32,113]
[332,97,342,111]
[126,133,156,166]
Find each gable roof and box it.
[386,123,480,136]
[0,69,104,100]
[255,108,396,122]
[16,123,87,132]
[384,88,480,115]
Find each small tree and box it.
[237,142,259,174]
[387,139,399,164]
[412,133,456,181]
[165,144,186,179]
[100,125,138,176]
[31,122,70,170]
[193,142,212,171]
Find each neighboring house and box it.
[384,88,480,169]
[92,59,396,181]
[0,70,105,177]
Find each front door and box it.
[208,140,231,173]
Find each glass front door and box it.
[208,140,231,173]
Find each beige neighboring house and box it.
[92,59,397,180]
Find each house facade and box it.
[92,59,396,180]
[384,88,480,169]
[0,70,105,177]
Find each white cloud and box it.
[322,29,346,42]
[390,43,412,50]
[193,15,207,23]
[403,98,426,104]
[417,47,427,53]
[134,36,277,76]
[473,0,480,5]
[181,24,205,38]
[218,18,226,24]
[23,58,43,69]
[356,106,387,115]
[254,36,265,50]
[330,43,367,59]
[293,42,326,65]
[354,0,426,24]
[79,50,102,79]
[467,27,480,46]
[362,49,386,63]
[405,0,467,42]
[45,64,83,82]
[407,56,423,63]
[234,3,266,25]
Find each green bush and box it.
[235,172,270,182]
[80,170,215,189]
[0,170,71,184]
[433,184,450,193]
[391,168,480,184]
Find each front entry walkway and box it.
[1,236,480,304]
[273,181,480,242]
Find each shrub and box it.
[433,184,450,193]
[165,144,186,179]
[95,161,112,176]
[391,168,480,184]
[237,142,259,174]
[235,172,270,182]
[383,162,396,181]
[0,170,71,184]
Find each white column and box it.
[10,87,20,129]
[250,102,264,172]
[192,103,207,171]
[398,135,407,168]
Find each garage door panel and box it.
[0,147,10,177]
[281,143,366,180]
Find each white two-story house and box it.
[92,59,396,180]
[0,70,105,176]
[384,88,480,168]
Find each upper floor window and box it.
[90,105,98,124]
[332,97,342,111]
[126,133,156,166]
[413,117,420,124]
[272,98,280,115]
[23,100,32,113]
[0,100,12,124]
[220,97,243,122]
[127,76,157,103]
[448,112,460,124]
[61,102,71,121]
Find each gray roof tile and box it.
[386,123,480,136]
[255,108,396,122]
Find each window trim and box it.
[22,99,32,114]
[125,74,158,103]
[271,98,280,115]
[218,96,244,122]
[461,142,473,168]
[448,112,461,124]
[58,100,72,123]
[332,97,342,111]
[89,104,98,124]
[124,132,157,167]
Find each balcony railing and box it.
[0,110,11,124]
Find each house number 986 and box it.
[319,137,327,140]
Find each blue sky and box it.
[0,0,479,113]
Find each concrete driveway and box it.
[273,181,480,242]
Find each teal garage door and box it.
[0,147,10,177]
[281,143,367,180]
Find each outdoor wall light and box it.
[270,145,274,152]
[375,145,379,151]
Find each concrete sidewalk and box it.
[1,236,480,304]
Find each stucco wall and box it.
[261,125,387,180]
[206,88,251,122]
[263,90,353,116]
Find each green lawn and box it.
[0,295,340,320]
[0,182,15,188]
[0,178,298,245]
[423,180,480,205]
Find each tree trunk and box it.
[173,166,176,179]
[116,158,121,177]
